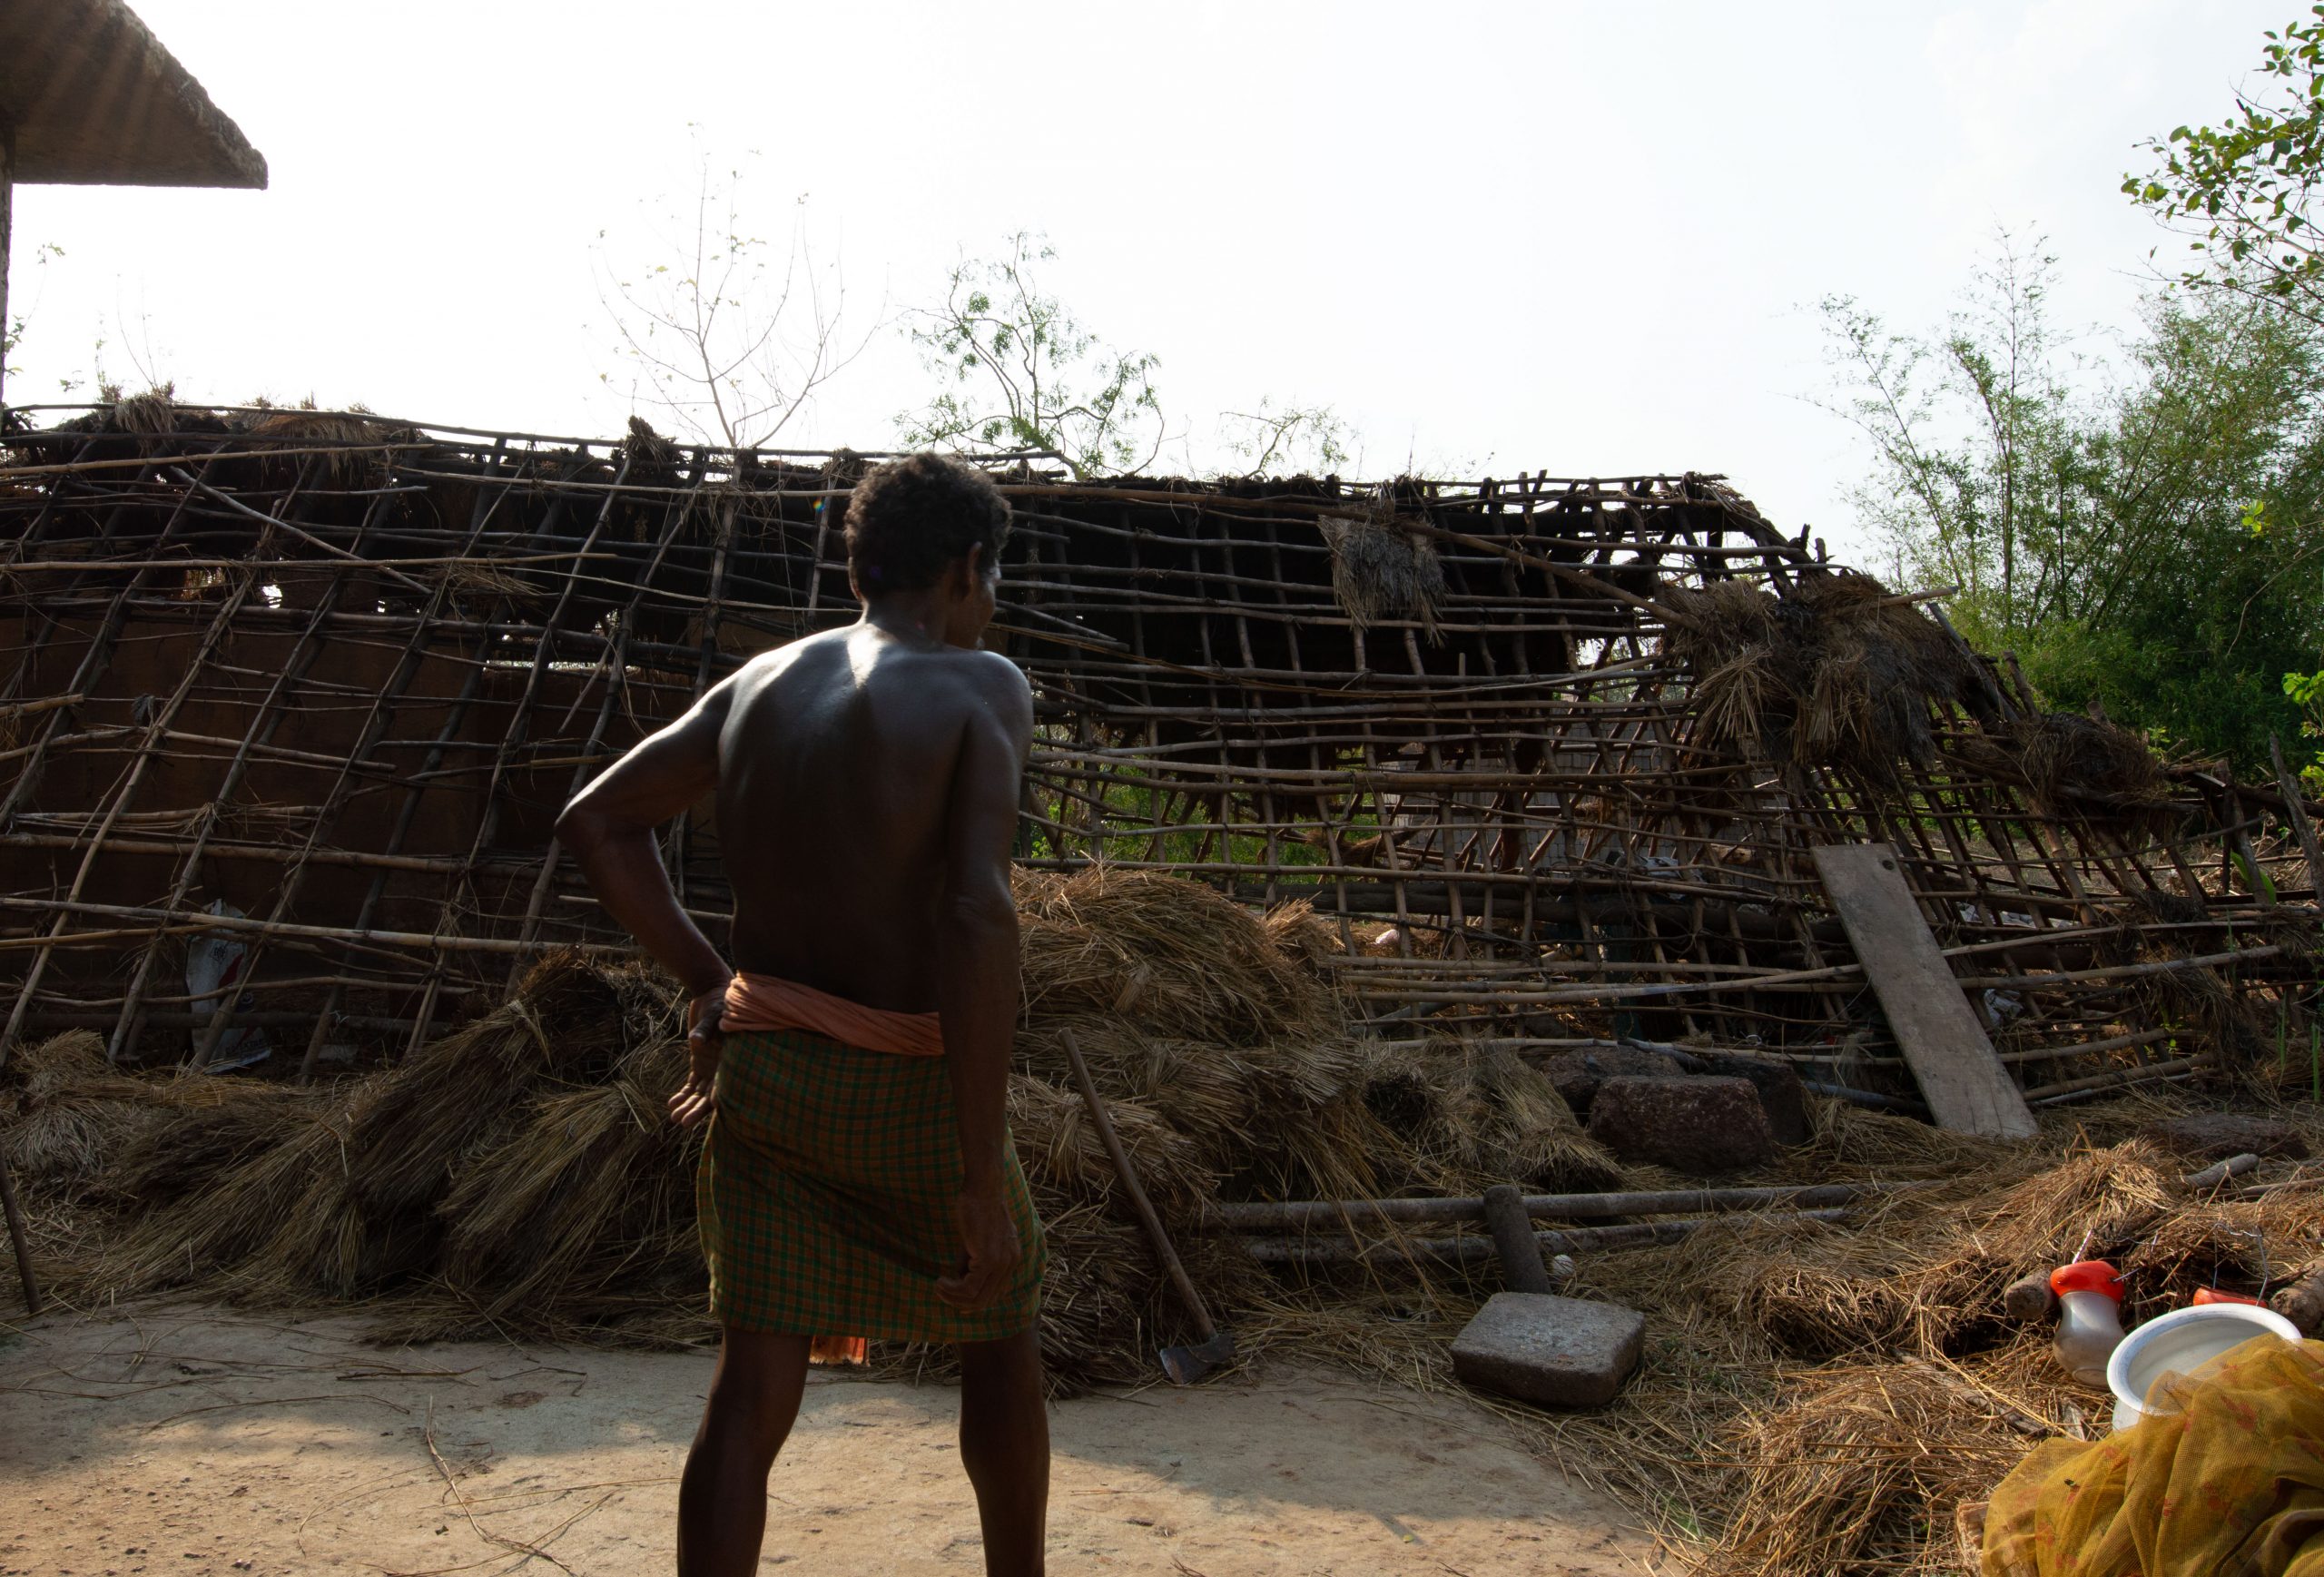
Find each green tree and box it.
[1819,234,2324,770]
[1816,231,2079,637]
[2127,5,2324,325]
[896,232,1164,479]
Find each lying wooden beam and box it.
[1241,1207,1851,1267]
[1206,1179,1915,1234]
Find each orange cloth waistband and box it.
[720,972,945,1059]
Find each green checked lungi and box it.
[697,1027,1046,1345]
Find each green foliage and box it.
[2126,5,2324,323]
[1816,232,2089,636]
[895,232,1164,479]
[2285,669,2324,789]
[1819,229,2324,773]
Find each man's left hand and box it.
[936,1186,1023,1311]
[669,981,728,1129]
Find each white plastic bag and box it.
[185,900,271,1071]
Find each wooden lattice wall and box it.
[0,403,2313,1110]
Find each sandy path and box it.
[0,1307,1659,1576]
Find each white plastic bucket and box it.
[2105,1303,2302,1431]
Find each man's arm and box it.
[932,655,1035,1312]
[556,679,734,1125]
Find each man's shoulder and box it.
[913,648,1030,730]
[946,646,1031,696]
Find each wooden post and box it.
[0,1145,39,1316]
[1483,1183,1551,1293]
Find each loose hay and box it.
[2,1030,314,1187]
[1014,866,1344,1045]
[1354,1037,1624,1193]
[1704,1354,2046,1577]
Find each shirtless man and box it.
[556,453,1048,1577]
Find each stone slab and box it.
[1450,1292,1646,1408]
[1686,1050,1811,1146]
[1541,1047,1683,1117]
[1587,1074,1776,1173]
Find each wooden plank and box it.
[1811,842,2037,1138]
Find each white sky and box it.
[5,0,2286,566]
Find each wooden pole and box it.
[1206,1179,1913,1233]
[0,1145,39,1316]
[1241,1207,1852,1267]
[1482,1183,1551,1292]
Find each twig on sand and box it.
[143,1392,411,1429]
[399,1399,615,1577]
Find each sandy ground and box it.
[0,1306,1663,1576]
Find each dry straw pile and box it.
[1950,710,2173,826]
[3,868,1617,1391]
[9,869,2319,1573]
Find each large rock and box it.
[1684,1050,1810,1146]
[1588,1075,1777,1173]
[1541,1047,1683,1117]
[1451,1291,1646,1407]
[2142,1112,2310,1162]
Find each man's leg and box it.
[957,1328,1049,1577]
[676,1327,811,1577]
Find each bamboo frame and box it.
[0,404,2312,1101]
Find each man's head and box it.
[844,453,1011,646]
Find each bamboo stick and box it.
[0,895,619,959]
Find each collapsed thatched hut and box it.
[0,398,2309,1110]
[7,399,2324,1576]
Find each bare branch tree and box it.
[1215,398,1354,478]
[596,145,873,452]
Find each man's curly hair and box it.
[843,453,1011,594]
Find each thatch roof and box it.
[0,0,267,189]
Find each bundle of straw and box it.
[1317,513,1447,639]
[1663,571,1981,776]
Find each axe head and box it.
[1157,1328,1236,1385]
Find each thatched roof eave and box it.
[1,0,267,189]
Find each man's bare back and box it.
[555,454,1049,1577]
[716,626,1030,1012]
